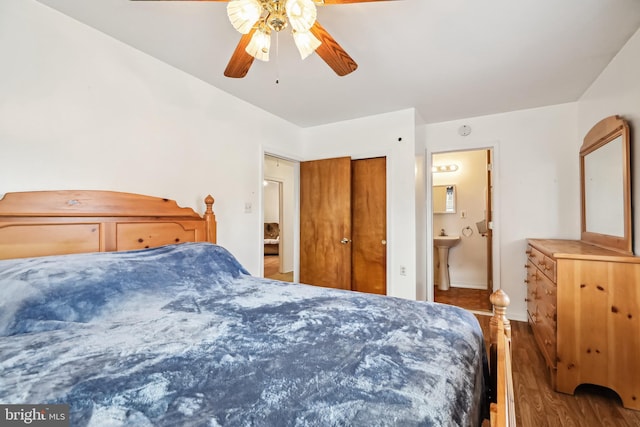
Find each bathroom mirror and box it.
[433,185,456,214]
[580,115,632,254]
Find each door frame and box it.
[425,141,501,304]
[262,151,301,281]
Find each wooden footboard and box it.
[489,290,516,427]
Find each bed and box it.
[264,222,279,255]
[0,190,514,426]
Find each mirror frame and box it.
[580,115,632,254]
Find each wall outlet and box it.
[400,265,407,276]
[244,202,252,213]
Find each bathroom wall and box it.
[432,150,488,289]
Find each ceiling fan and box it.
[132,0,395,78]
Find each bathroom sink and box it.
[434,236,461,248]
[434,236,460,291]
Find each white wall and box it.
[263,181,280,223]
[414,116,427,301]
[578,27,640,255]
[423,103,579,321]
[300,109,419,300]
[0,0,299,275]
[5,0,638,321]
[432,150,488,289]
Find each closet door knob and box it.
[381,240,387,245]
[340,238,351,244]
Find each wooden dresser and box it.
[526,239,640,410]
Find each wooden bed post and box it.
[489,289,516,427]
[490,289,511,347]
[204,195,217,244]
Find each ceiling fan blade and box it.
[309,21,357,76]
[224,29,256,78]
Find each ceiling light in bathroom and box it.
[432,164,459,173]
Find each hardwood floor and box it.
[435,286,493,312]
[475,315,640,427]
[263,255,293,282]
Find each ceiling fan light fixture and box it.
[246,26,271,61]
[285,0,317,32]
[292,30,321,59]
[227,0,262,34]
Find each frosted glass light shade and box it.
[293,30,321,59]
[246,28,271,61]
[285,0,317,32]
[227,0,262,34]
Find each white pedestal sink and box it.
[434,236,461,291]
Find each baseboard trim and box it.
[450,283,489,290]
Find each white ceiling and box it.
[35,0,640,128]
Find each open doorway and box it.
[263,155,295,282]
[431,149,493,312]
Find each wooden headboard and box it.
[0,190,216,260]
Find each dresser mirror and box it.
[580,115,632,253]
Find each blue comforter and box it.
[0,243,487,426]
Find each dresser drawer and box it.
[538,254,557,282]
[532,314,557,368]
[527,245,557,282]
[537,272,557,326]
[526,282,538,322]
[526,245,543,265]
[525,260,539,320]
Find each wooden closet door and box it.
[351,157,387,295]
[299,157,352,289]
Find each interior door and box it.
[351,157,387,295]
[299,157,352,289]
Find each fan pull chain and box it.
[275,32,280,85]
